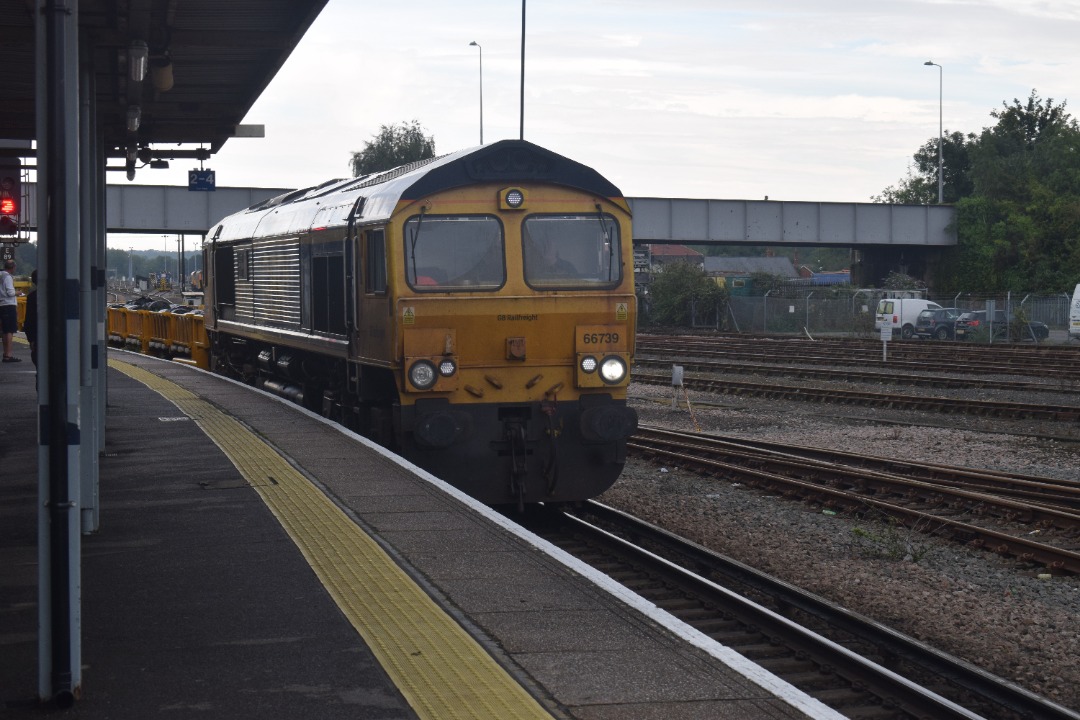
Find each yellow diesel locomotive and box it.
[203,139,637,506]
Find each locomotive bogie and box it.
[399,394,632,505]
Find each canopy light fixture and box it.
[126,105,141,132]
[129,40,149,82]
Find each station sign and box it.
[188,169,216,191]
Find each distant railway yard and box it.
[591,332,1080,717]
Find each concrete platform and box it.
[1,343,841,720]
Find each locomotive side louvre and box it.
[236,236,301,329]
[203,140,638,506]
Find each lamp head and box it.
[129,40,149,82]
[470,41,479,47]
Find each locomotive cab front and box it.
[390,179,637,506]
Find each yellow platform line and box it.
[111,359,553,720]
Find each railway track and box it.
[635,355,1080,395]
[631,371,1080,422]
[627,425,1080,574]
[637,335,1080,380]
[672,429,1080,509]
[519,501,1080,720]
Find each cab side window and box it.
[366,229,387,294]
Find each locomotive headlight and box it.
[599,355,627,384]
[504,189,524,207]
[438,359,457,377]
[580,355,598,373]
[499,187,527,210]
[409,360,438,390]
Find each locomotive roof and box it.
[211,139,625,242]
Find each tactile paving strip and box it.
[112,359,553,720]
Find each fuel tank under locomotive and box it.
[400,394,637,506]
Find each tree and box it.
[873,131,973,204]
[646,261,728,327]
[882,271,926,291]
[881,90,1080,293]
[349,120,436,177]
[968,92,1078,201]
[955,92,1080,291]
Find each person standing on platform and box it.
[0,258,23,363]
[23,269,37,368]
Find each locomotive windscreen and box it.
[523,214,622,289]
[404,215,505,290]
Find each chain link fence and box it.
[685,289,1073,342]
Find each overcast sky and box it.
[120,0,1080,250]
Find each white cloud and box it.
[115,0,1080,248]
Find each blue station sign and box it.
[188,169,216,191]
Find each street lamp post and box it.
[469,41,483,145]
[924,60,943,204]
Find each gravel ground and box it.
[598,378,1080,712]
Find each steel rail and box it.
[626,437,1080,574]
[572,501,1080,720]
[632,371,1080,421]
[534,508,982,720]
[637,337,1080,379]
[634,425,1080,511]
[635,355,1080,395]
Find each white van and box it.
[875,298,942,339]
[1070,283,1080,341]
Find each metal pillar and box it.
[79,45,101,533]
[36,0,83,705]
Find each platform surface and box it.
[1,342,839,720]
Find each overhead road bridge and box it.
[627,197,956,287]
[17,185,957,250]
[627,197,955,247]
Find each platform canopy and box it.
[0,0,328,167]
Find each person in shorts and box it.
[0,258,22,363]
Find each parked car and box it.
[954,310,1050,341]
[914,307,961,340]
[874,298,942,339]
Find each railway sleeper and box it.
[666,606,718,621]
[809,686,884,710]
[707,629,767,646]
[686,618,742,634]
[756,656,819,674]
[785,671,842,691]
[737,643,797,661]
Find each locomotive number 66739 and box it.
[202,140,638,507]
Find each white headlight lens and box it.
[438,359,457,376]
[409,360,438,389]
[599,356,627,384]
[580,355,598,373]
